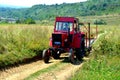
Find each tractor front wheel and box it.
[68,49,75,63]
[43,49,50,63]
[52,51,61,59]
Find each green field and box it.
[0,24,53,68]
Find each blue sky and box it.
[0,0,87,7]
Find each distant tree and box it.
[24,18,36,24]
[16,19,21,24]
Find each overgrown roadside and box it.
[71,26,120,80]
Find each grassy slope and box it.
[0,0,120,21]
[0,24,53,68]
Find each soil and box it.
[0,59,61,80]
[0,53,85,80]
[35,61,83,80]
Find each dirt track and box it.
[35,61,83,80]
[0,53,85,80]
[0,59,62,80]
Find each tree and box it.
[24,18,36,24]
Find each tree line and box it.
[0,0,120,21]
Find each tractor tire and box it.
[75,49,83,61]
[81,37,85,57]
[43,49,50,63]
[52,51,61,59]
[68,49,75,63]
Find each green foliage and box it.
[24,18,36,24]
[0,19,8,24]
[0,0,120,21]
[71,56,120,80]
[92,26,120,57]
[16,18,36,24]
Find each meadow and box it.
[0,24,53,68]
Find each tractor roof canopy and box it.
[54,17,79,32]
[56,17,78,22]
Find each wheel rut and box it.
[0,59,62,80]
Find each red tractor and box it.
[43,17,97,63]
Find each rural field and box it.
[0,24,53,67]
[0,14,120,80]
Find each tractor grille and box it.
[52,34,62,46]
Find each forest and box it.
[0,0,120,21]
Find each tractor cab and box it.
[54,17,79,34]
[49,17,81,48]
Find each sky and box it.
[0,0,87,7]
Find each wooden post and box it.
[88,23,90,48]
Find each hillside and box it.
[0,0,120,21]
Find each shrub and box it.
[24,18,36,24]
[94,19,107,25]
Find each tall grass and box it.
[71,25,120,80]
[0,24,53,68]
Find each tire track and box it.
[33,60,83,80]
[0,59,62,80]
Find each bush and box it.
[16,18,36,24]
[25,18,36,24]
[94,19,107,25]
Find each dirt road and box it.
[0,59,61,80]
[35,61,83,80]
[0,53,85,80]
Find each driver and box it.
[63,23,69,31]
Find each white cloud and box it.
[0,0,87,7]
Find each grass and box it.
[0,24,53,68]
[71,25,120,80]
[71,56,120,80]
[79,14,120,26]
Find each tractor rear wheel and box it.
[75,49,83,61]
[43,49,50,63]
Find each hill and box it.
[0,0,120,21]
